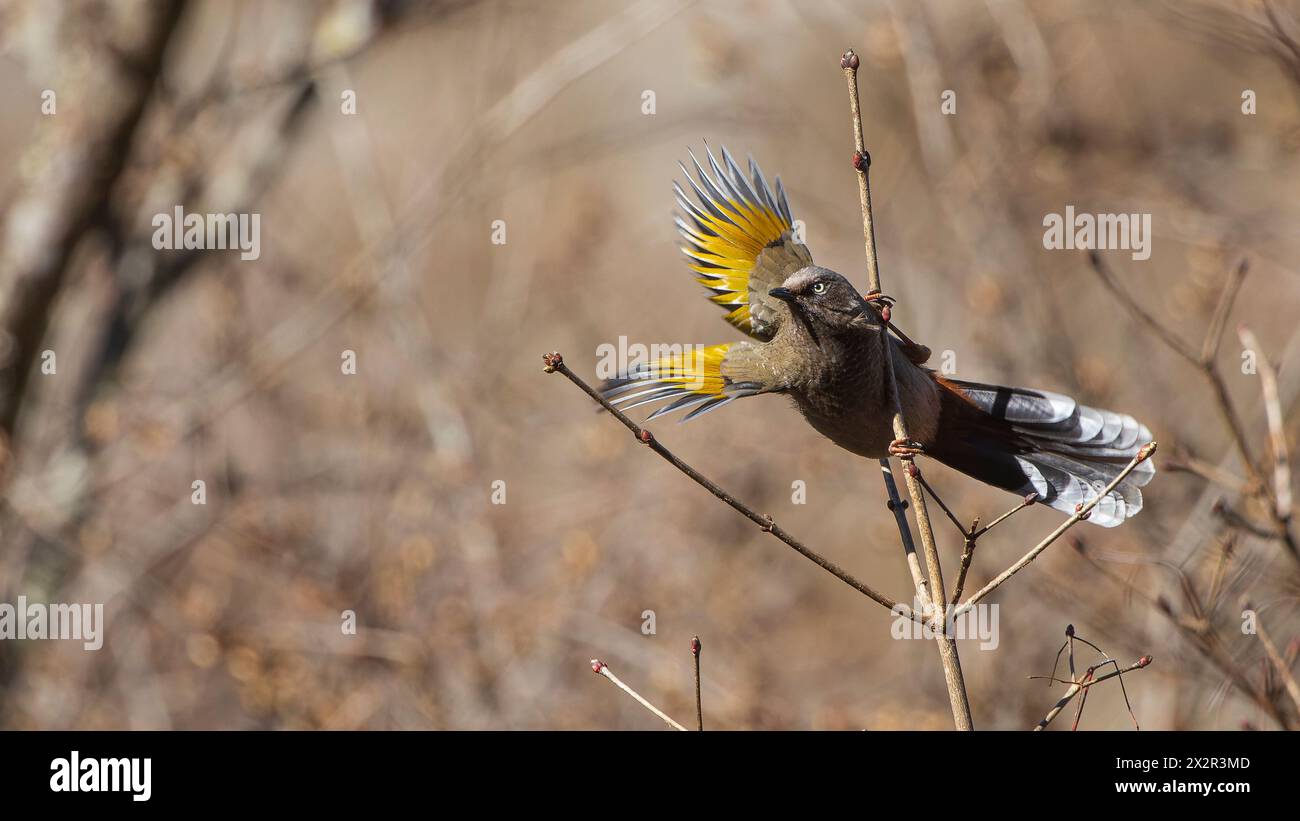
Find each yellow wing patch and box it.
[604,343,737,421]
[675,146,809,339]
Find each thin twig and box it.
[913,468,966,538]
[1242,599,1300,716]
[969,493,1038,541]
[954,443,1157,617]
[1213,498,1287,541]
[844,48,926,607]
[1166,449,1251,496]
[1033,655,1153,731]
[843,50,881,295]
[880,461,930,605]
[1238,326,1295,544]
[1206,533,1238,612]
[843,48,972,729]
[1047,624,1076,693]
[1070,668,1095,731]
[1087,250,1201,363]
[691,636,703,731]
[1028,664,1147,692]
[1202,259,1249,363]
[1074,540,1295,730]
[1058,651,1143,730]
[542,353,916,620]
[1108,658,1142,730]
[949,521,979,609]
[1067,629,1142,730]
[944,493,1037,607]
[1087,253,1262,494]
[590,659,687,731]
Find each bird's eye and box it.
[811,282,828,295]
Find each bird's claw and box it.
[862,291,898,323]
[888,438,925,458]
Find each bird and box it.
[601,145,1155,527]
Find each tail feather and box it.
[931,378,1154,527]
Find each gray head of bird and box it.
[768,266,878,335]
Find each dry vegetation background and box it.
[0,0,1297,730]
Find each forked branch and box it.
[954,443,1157,617]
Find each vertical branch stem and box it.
[880,460,930,604]
[691,636,704,731]
[842,49,973,730]
[1238,327,1295,537]
[1243,599,1300,716]
[845,53,882,295]
[950,531,977,608]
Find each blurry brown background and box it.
[0,0,1297,730]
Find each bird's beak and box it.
[768,287,796,303]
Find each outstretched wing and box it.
[676,145,812,341]
[601,342,768,422]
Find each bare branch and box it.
[691,636,703,732]
[1075,541,1295,729]
[590,659,687,731]
[1087,253,1261,491]
[913,467,967,538]
[0,1,186,438]
[970,492,1039,541]
[1242,598,1300,717]
[1166,449,1252,496]
[949,527,979,609]
[880,461,931,606]
[1086,250,1201,365]
[1213,498,1291,543]
[948,495,1037,606]
[842,48,972,729]
[1033,655,1153,731]
[1202,259,1249,363]
[542,353,916,620]
[955,443,1158,616]
[1238,326,1294,528]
